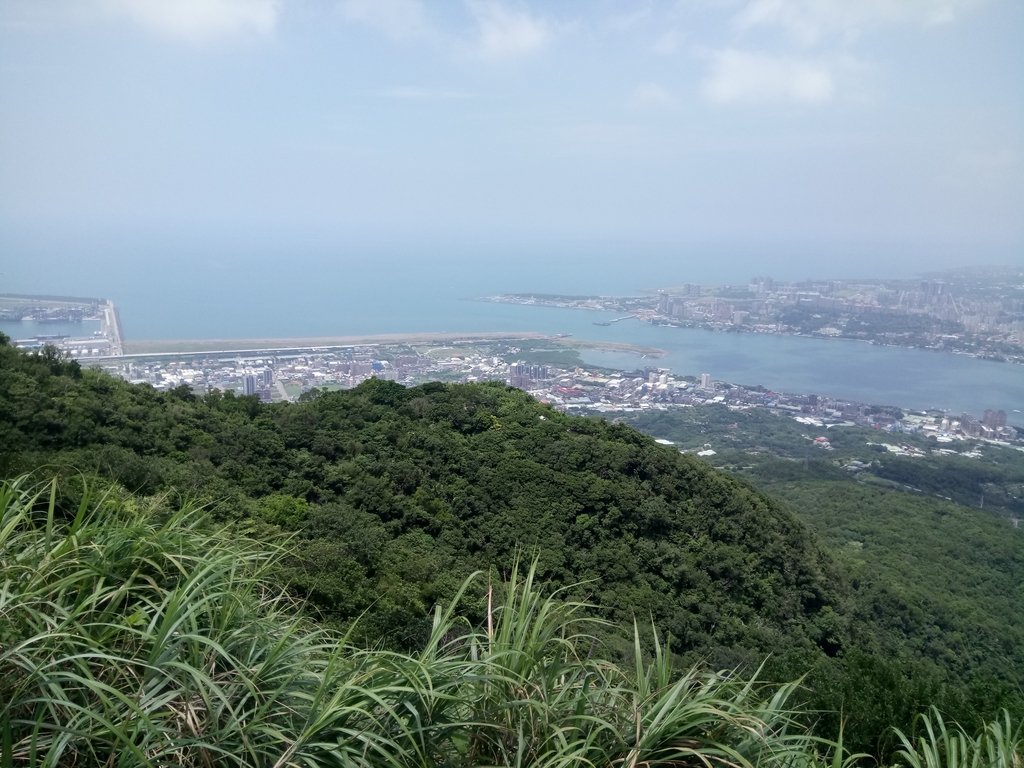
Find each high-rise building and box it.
[960,414,981,437]
[699,372,712,389]
[983,409,1007,428]
[243,374,257,396]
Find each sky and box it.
[1,0,1022,277]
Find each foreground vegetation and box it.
[3,475,1020,767]
[0,476,832,766]
[1,337,1022,759]
[0,337,842,670]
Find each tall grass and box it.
[2,474,1020,767]
[893,708,1022,768]
[0,476,398,766]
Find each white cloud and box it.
[702,49,835,104]
[628,82,676,109]
[734,0,985,45]
[339,0,433,41]
[103,0,280,42]
[386,86,474,101]
[467,1,549,59]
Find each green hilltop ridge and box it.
[0,334,840,665]
[1,334,1022,763]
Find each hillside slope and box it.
[622,405,1024,750]
[0,337,840,668]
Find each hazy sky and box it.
[1,0,1022,269]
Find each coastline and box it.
[7,292,1019,420]
[124,332,552,355]
[551,338,665,358]
[482,283,1024,366]
[124,332,665,359]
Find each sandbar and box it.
[551,338,665,357]
[124,332,551,355]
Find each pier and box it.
[101,299,125,356]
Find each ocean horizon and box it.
[3,240,1022,423]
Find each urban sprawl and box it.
[2,269,1021,455]
[486,266,1024,364]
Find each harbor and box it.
[0,294,123,358]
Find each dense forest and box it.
[622,406,1024,749]
[1,335,1022,763]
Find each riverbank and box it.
[124,331,552,354]
[124,333,666,360]
[552,338,665,358]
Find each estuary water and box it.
[2,242,1021,423]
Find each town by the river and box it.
[2,265,1022,427]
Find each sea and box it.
[2,241,1022,425]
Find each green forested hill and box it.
[0,337,838,669]
[3,336,1022,757]
[622,405,1024,749]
